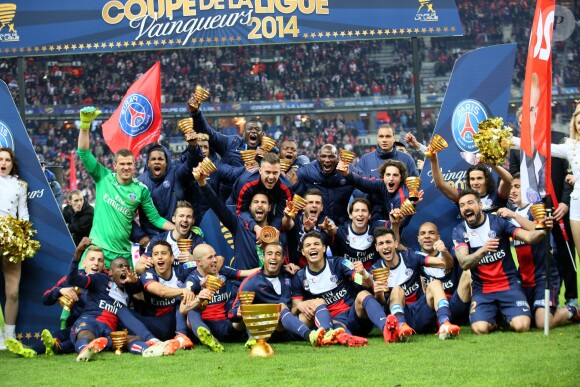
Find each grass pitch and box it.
[1,324,579,386]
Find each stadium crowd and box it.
[2,1,579,109]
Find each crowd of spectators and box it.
[2,1,577,108]
[3,0,579,206]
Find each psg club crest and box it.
[0,121,15,149]
[451,99,489,153]
[526,187,542,204]
[119,93,154,137]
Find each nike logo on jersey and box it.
[370,168,379,172]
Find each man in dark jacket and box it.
[226,153,292,231]
[293,144,356,225]
[184,133,221,226]
[63,190,94,246]
[190,109,277,201]
[509,121,577,306]
[132,135,203,244]
[355,124,419,180]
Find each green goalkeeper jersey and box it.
[78,148,167,258]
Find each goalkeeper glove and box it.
[79,106,102,131]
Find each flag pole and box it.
[543,197,553,336]
[558,220,577,271]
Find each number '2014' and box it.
[248,16,299,39]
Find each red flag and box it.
[519,0,556,204]
[69,152,77,190]
[102,62,162,157]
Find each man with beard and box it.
[132,137,204,245]
[294,144,356,225]
[229,243,326,347]
[452,189,552,334]
[323,198,377,269]
[282,188,332,267]
[496,175,580,329]
[179,244,257,352]
[77,107,174,268]
[193,165,287,270]
[190,106,276,200]
[428,151,512,213]
[62,190,94,246]
[140,201,205,268]
[228,153,292,231]
[371,225,458,343]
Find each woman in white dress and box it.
[549,107,580,258]
[0,147,29,348]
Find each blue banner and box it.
[402,44,517,249]
[0,1,462,58]
[0,80,76,344]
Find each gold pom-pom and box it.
[0,216,41,263]
[473,117,513,166]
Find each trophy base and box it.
[114,348,123,355]
[249,341,274,357]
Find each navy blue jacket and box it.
[134,144,203,238]
[192,110,278,200]
[200,183,287,270]
[226,169,292,230]
[293,161,354,225]
[354,147,418,198]
[356,147,419,178]
[345,171,413,229]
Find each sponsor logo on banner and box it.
[451,99,489,153]
[415,0,438,22]
[0,120,14,149]
[0,3,19,42]
[119,93,154,137]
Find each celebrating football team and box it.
[2,97,580,363]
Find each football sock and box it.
[187,310,208,338]
[129,339,149,355]
[75,337,90,354]
[279,308,310,340]
[391,304,406,326]
[4,324,15,339]
[314,304,333,330]
[436,299,451,326]
[116,307,155,341]
[362,294,387,330]
[175,309,189,335]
